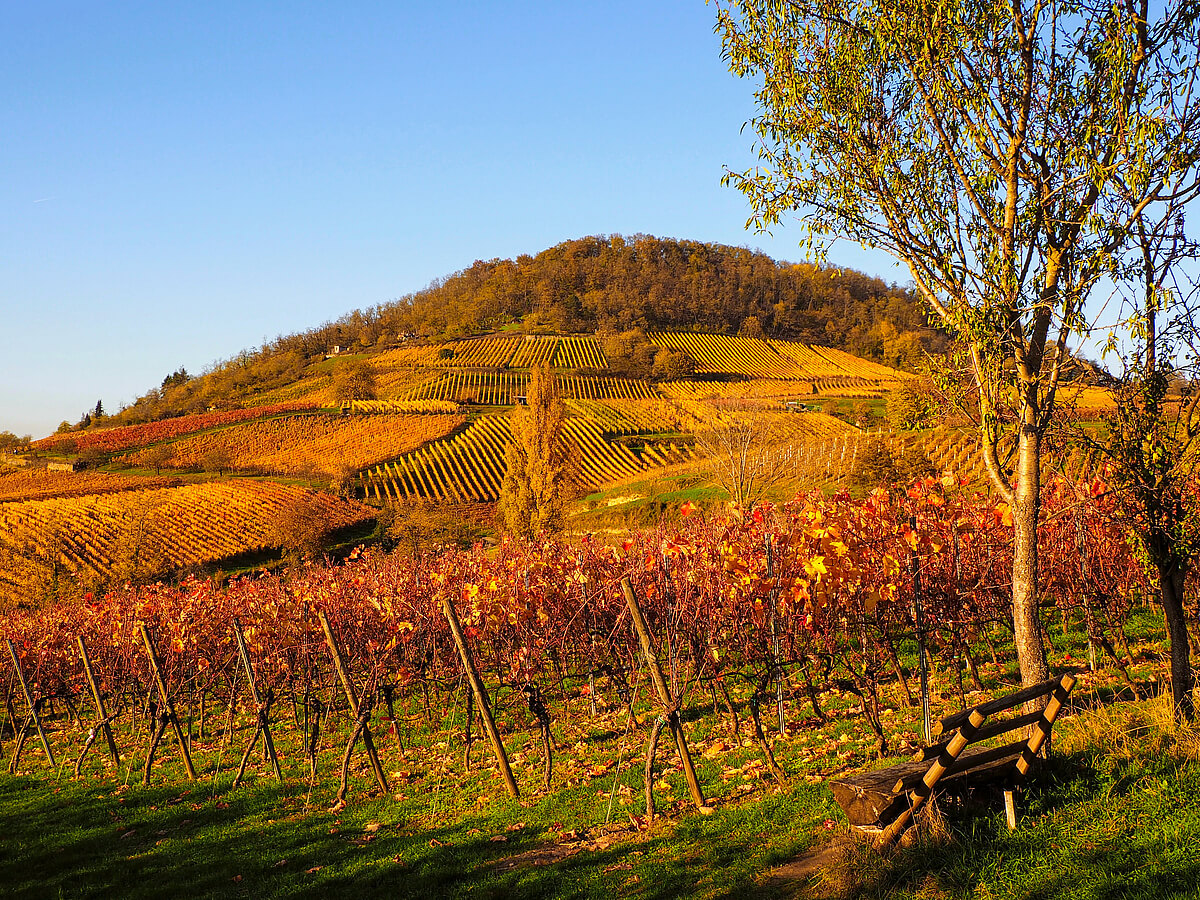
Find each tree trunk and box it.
[1159,561,1196,722]
[1011,431,1050,698]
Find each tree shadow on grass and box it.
[0,774,839,900]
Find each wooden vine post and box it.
[317,611,389,795]
[6,638,55,768]
[232,618,283,781]
[621,578,711,814]
[138,624,198,780]
[78,637,121,766]
[439,592,520,798]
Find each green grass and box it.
[3,604,1198,898]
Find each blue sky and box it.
[1,1,900,440]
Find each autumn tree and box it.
[332,358,378,405]
[142,444,174,475]
[498,367,571,539]
[718,0,1200,690]
[886,379,935,431]
[201,447,232,476]
[851,438,898,492]
[696,406,789,507]
[111,496,165,586]
[0,431,31,452]
[1097,205,1200,721]
[273,492,335,563]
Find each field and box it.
[1,522,1194,899]
[0,481,375,606]
[0,469,183,502]
[120,413,465,478]
[0,328,1108,614]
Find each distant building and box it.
[48,460,84,473]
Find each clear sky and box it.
[1,1,901,440]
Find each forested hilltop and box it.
[100,235,944,428]
[387,234,942,350]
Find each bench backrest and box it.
[917,672,1077,775]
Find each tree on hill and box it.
[696,407,789,507]
[498,367,571,539]
[202,447,232,476]
[0,431,31,452]
[332,359,378,405]
[886,379,936,431]
[142,444,174,475]
[600,329,698,382]
[718,0,1200,693]
[851,438,898,492]
[273,493,335,563]
[738,315,765,339]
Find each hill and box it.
[83,235,942,428]
[2,324,918,606]
[0,235,959,607]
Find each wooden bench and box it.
[830,673,1076,847]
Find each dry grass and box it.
[1057,689,1200,765]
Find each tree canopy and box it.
[717,0,1200,690]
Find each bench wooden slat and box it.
[831,741,1023,827]
[935,675,1065,735]
[916,710,1044,761]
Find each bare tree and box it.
[696,406,790,507]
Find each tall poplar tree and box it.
[717,0,1200,692]
[498,367,570,540]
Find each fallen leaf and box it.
[364,822,382,833]
[306,866,322,875]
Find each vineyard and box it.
[650,332,806,377]
[0,480,1158,834]
[0,469,182,503]
[0,481,376,606]
[122,413,465,478]
[30,403,318,456]
[359,413,699,503]
[399,371,661,405]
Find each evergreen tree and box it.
[498,367,569,539]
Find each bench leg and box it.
[1003,789,1017,830]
